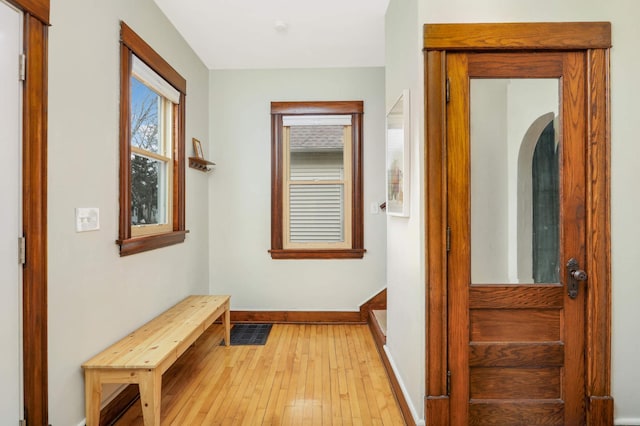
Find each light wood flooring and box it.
[114,323,405,425]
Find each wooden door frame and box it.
[6,0,49,424]
[423,22,612,425]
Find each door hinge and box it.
[446,226,451,252]
[446,78,450,103]
[19,53,26,81]
[447,370,451,395]
[18,237,26,265]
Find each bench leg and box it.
[139,369,162,426]
[84,370,102,426]
[224,304,231,346]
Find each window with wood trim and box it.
[270,101,365,259]
[117,22,187,256]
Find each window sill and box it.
[269,248,366,260]
[117,230,189,256]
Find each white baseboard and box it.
[615,418,640,425]
[383,345,425,426]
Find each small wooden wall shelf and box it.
[189,157,215,172]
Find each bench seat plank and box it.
[82,295,231,426]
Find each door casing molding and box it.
[423,22,612,425]
[7,0,49,424]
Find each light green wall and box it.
[384,0,426,423]
[47,0,210,424]
[208,67,388,311]
[42,0,640,424]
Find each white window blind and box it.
[290,152,344,181]
[289,184,344,242]
[283,115,351,127]
[132,55,180,104]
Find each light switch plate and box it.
[76,208,100,232]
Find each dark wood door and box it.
[446,52,587,425]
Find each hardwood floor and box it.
[113,323,405,425]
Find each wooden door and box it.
[446,51,588,425]
[424,22,612,426]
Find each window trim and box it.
[270,101,365,259]
[117,22,187,256]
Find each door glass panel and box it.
[470,79,559,284]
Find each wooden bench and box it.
[82,295,231,426]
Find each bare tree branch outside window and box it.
[130,77,164,226]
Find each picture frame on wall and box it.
[192,138,204,159]
[386,89,411,217]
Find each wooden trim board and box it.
[8,0,48,24]
[424,22,611,51]
[367,311,415,426]
[359,288,387,321]
[232,288,386,323]
[368,310,386,347]
[231,310,364,323]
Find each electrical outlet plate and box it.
[76,207,100,232]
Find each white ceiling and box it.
[153,0,389,70]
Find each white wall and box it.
[208,68,387,310]
[419,0,640,423]
[47,0,210,424]
[385,0,426,423]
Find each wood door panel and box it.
[469,400,564,426]
[470,367,561,399]
[470,309,560,342]
[470,286,564,309]
[467,52,564,77]
[469,342,564,367]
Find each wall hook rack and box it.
[188,157,215,172]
